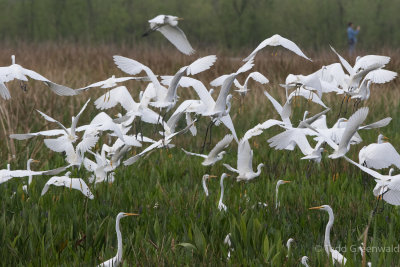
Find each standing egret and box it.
[218,173,230,211]
[286,238,294,257]
[98,212,139,267]
[301,256,310,267]
[143,15,195,55]
[309,205,347,265]
[223,139,264,181]
[182,134,233,166]
[201,174,217,197]
[276,180,291,209]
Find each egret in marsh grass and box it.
[201,174,217,197]
[358,134,400,170]
[218,173,230,211]
[0,55,78,99]
[143,15,195,55]
[301,256,310,267]
[41,172,94,199]
[286,238,294,257]
[276,180,291,209]
[98,212,139,267]
[309,205,347,265]
[223,139,264,181]
[182,134,233,166]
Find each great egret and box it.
[286,238,294,257]
[233,71,269,96]
[10,99,91,143]
[41,172,94,199]
[182,134,233,166]
[0,55,77,99]
[358,134,400,169]
[0,159,66,184]
[218,173,230,211]
[242,119,285,141]
[309,205,347,265]
[113,55,216,112]
[330,46,396,92]
[345,156,400,205]
[201,174,217,196]
[224,233,234,259]
[276,180,291,209]
[243,34,312,62]
[307,107,383,159]
[78,75,150,91]
[95,86,162,126]
[301,256,310,267]
[98,212,139,267]
[223,139,264,181]
[123,117,196,165]
[164,76,238,141]
[143,15,195,55]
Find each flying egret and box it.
[233,71,269,96]
[345,156,400,205]
[10,99,91,143]
[243,34,312,62]
[306,107,390,159]
[223,139,264,181]
[358,134,400,169]
[0,159,66,184]
[123,117,196,165]
[276,180,291,209]
[77,75,150,92]
[218,173,230,211]
[201,174,217,197]
[143,15,195,55]
[98,212,139,267]
[164,76,238,141]
[182,134,233,166]
[0,55,78,99]
[309,205,347,265]
[41,172,94,199]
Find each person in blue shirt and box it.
[347,22,360,56]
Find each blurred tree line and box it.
[1,0,399,50]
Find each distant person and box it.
[347,22,360,56]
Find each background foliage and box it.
[1,0,400,49]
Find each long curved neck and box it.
[219,176,225,205]
[202,177,209,196]
[324,209,334,254]
[377,135,383,144]
[116,216,123,262]
[27,161,33,185]
[255,164,263,176]
[275,184,280,209]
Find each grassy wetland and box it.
[1,43,400,266]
